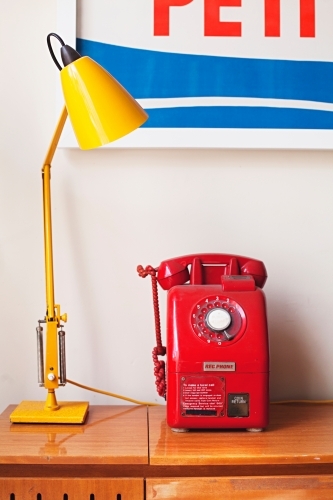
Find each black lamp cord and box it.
[47,33,65,71]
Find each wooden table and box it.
[0,405,147,500]
[0,404,333,499]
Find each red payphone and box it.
[138,253,269,432]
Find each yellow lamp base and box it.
[10,401,89,424]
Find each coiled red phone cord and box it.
[137,265,166,399]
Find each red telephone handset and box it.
[138,253,269,431]
[156,253,267,290]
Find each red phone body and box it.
[158,254,269,431]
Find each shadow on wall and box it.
[269,303,324,401]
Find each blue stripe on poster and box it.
[77,38,333,105]
[141,107,333,129]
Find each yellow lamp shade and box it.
[60,56,148,149]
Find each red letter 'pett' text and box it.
[154,0,193,36]
[204,0,242,37]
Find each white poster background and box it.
[58,0,333,149]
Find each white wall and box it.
[1,0,333,414]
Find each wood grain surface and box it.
[0,477,143,500]
[0,405,148,465]
[146,475,333,500]
[148,404,333,466]
[1,403,333,488]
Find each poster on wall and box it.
[59,0,333,149]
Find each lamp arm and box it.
[42,106,68,320]
[43,105,68,167]
[41,106,68,408]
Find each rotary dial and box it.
[191,296,246,345]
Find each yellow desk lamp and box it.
[10,33,148,424]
